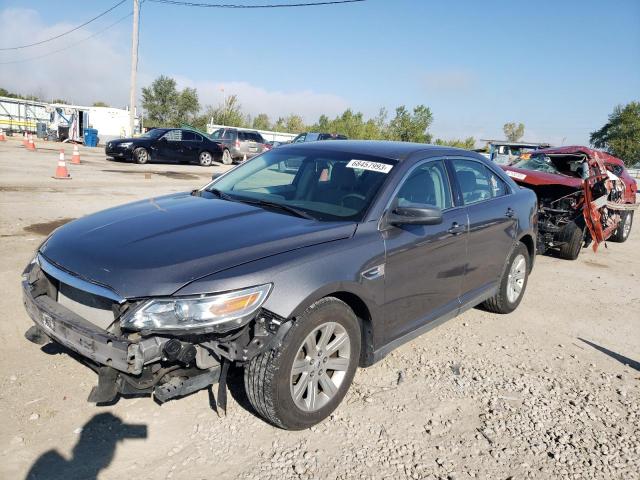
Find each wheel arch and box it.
[287,285,378,368]
[517,233,535,271]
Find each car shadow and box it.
[578,338,640,372]
[25,413,147,480]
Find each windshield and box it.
[141,129,165,139]
[205,149,396,221]
[513,155,560,174]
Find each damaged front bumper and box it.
[21,256,288,406]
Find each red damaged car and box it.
[502,146,637,260]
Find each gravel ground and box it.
[0,138,638,479]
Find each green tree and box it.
[142,75,179,126]
[503,122,525,142]
[253,113,271,130]
[175,87,200,124]
[92,101,109,107]
[284,114,306,133]
[590,102,640,165]
[141,75,200,127]
[434,137,476,149]
[273,117,287,131]
[51,98,69,104]
[387,105,433,143]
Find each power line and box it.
[147,0,365,8]
[0,12,133,64]
[0,0,128,51]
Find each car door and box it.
[382,159,469,342]
[180,130,198,163]
[157,129,183,163]
[448,158,517,302]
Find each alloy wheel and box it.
[290,322,351,412]
[506,253,526,303]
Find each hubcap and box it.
[290,322,350,412]
[506,254,526,303]
[201,152,211,164]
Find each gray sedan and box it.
[22,141,537,429]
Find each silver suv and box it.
[209,128,267,164]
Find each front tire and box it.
[244,297,360,430]
[221,149,233,165]
[558,220,584,260]
[133,147,149,165]
[610,210,633,243]
[481,242,530,314]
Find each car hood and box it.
[502,166,583,188]
[40,193,356,299]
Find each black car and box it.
[105,128,224,166]
[22,141,537,430]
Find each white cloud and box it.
[0,7,349,122]
[0,8,132,107]
[173,77,349,122]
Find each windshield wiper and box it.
[208,188,234,201]
[236,198,315,220]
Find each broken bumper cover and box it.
[22,280,165,375]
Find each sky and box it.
[0,0,639,145]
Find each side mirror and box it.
[158,137,167,143]
[387,204,443,226]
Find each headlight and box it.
[121,284,271,333]
[119,142,133,148]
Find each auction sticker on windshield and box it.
[505,170,527,180]
[346,159,393,173]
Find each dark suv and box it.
[209,128,267,164]
[22,141,536,430]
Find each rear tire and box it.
[244,297,360,430]
[199,150,213,166]
[558,221,584,260]
[481,242,530,314]
[221,149,233,165]
[610,210,633,243]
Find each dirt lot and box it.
[1,137,638,480]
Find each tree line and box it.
[141,75,475,148]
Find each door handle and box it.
[447,222,466,235]
[505,207,515,218]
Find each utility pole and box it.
[129,0,140,136]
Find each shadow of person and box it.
[578,338,640,372]
[26,413,147,480]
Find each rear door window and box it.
[182,130,196,141]
[452,159,509,204]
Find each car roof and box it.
[276,140,480,161]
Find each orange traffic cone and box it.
[27,134,36,151]
[22,132,28,147]
[0,129,6,141]
[71,144,81,164]
[53,149,71,180]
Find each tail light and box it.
[263,143,271,150]
[235,139,240,149]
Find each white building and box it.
[0,96,139,143]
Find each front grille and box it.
[57,282,116,330]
